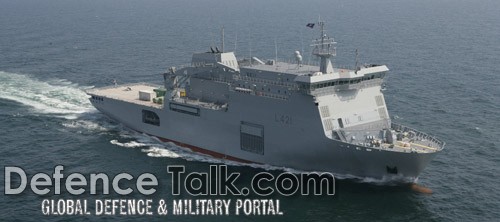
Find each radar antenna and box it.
[274,38,278,66]
[295,51,303,67]
[355,49,359,74]
[311,20,336,74]
[234,33,237,52]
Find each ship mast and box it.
[311,20,336,74]
[221,26,224,53]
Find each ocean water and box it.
[1,0,499,221]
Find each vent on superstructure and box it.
[170,103,200,116]
[320,106,330,118]
[323,119,333,131]
[375,95,384,107]
[142,110,160,126]
[240,122,264,155]
[378,107,388,119]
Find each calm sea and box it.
[1,0,499,221]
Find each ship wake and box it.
[0,71,95,119]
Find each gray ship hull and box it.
[89,87,437,180]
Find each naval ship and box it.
[87,22,445,180]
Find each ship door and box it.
[337,118,344,128]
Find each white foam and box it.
[62,119,111,132]
[142,147,181,158]
[110,140,150,148]
[0,71,95,119]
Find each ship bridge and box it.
[238,19,389,96]
[239,61,388,94]
[294,64,389,95]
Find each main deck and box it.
[86,83,163,109]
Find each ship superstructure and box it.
[87,22,445,179]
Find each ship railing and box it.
[230,87,289,101]
[308,78,383,96]
[247,58,359,72]
[330,78,383,91]
[86,82,162,92]
[238,58,361,73]
[257,91,289,100]
[233,75,299,89]
[274,59,319,72]
[239,58,321,67]
[205,76,233,84]
[165,63,213,73]
[344,121,391,132]
[329,120,389,140]
[391,122,446,150]
[172,97,228,111]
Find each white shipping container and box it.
[139,90,155,101]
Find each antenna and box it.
[221,26,225,53]
[355,49,359,74]
[248,34,252,66]
[234,33,237,52]
[300,27,304,58]
[210,31,215,50]
[274,38,278,65]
